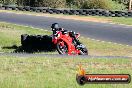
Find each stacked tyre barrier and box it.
[0,5,132,17]
[21,34,56,52]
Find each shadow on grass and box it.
[2,45,56,53]
[2,45,18,49]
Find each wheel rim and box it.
[57,41,68,54]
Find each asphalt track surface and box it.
[0,12,132,46]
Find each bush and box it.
[81,0,111,10]
[72,0,85,8]
[79,0,126,10]
[112,0,129,5]
[112,0,129,10]
[109,0,126,10]
[37,0,66,8]
[1,0,17,5]
[66,0,78,8]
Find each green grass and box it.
[0,56,131,88]
[80,37,132,56]
[0,22,132,56]
[110,17,132,25]
[91,16,132,25]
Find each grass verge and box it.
[0,56,131,88]
[0,22,132,56]
[92,16,132,25]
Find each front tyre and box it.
[79,47,88,55]
[77,44,88,55]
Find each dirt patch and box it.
[0,10,112,23]
[54,15,112,23]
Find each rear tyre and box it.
[56,41,68,55]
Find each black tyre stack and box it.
[23,6,30,11]
[17,6,24,11]
[21,34,56,52]
[1,5,132,17]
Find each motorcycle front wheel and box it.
[79,47,88,55]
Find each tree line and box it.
[0,0,131,11]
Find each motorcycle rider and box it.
[51,23,60,35]
[51,23,82,48]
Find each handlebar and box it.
[52,28,80,38]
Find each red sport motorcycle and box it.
[52,28,88,55]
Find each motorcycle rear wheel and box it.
[56,41,68,55]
